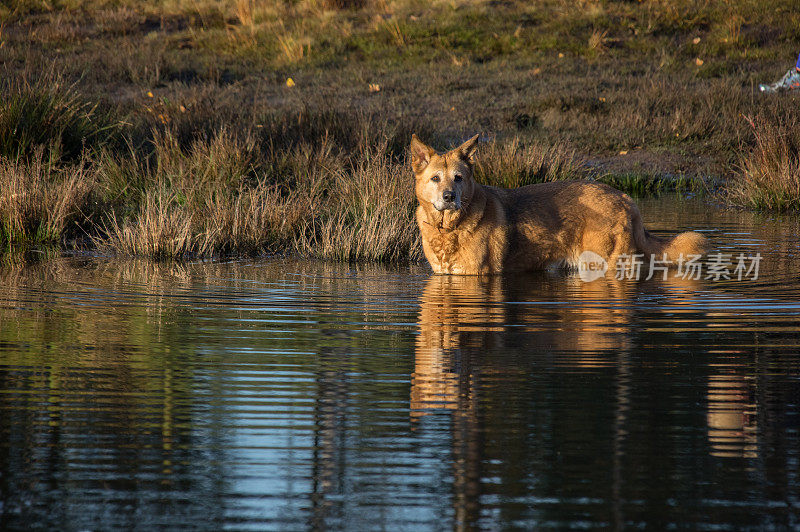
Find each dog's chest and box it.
[428,231,463,273]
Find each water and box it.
[1,196,799,531]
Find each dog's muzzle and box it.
[434,190,460,211]
[434,199,461,211]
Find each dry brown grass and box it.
[235,0,255,29]
[728,116,800,211]
[98,180,300,259]
[587,29,609,55]
[475,138,584,189]
[0,152,95,248]
[296,145,420,262]
[0,75,120,162]
[96,127,422,261]
[380,17,407,48]
[723,15,744,45]
[276,32,312,63]
[95,128,294,259]
[99,191,195,259]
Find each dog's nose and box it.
[442,190,456,202]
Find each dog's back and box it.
[491,180,705,271]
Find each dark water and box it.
[1,196,799,531]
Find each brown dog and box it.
[411,134,706,275]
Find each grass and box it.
[94,128,422,261]
[727,115,800,211]
[0,151,95,254]
[295,145,421,262]
[474,138,582,188]
[0,76,120,162]
[1,0,800,262]
[597,172,702,197]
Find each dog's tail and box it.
[634,223,707,262]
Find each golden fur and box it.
[411,134,707,275]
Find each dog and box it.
[411,134,706,275]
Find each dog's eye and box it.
[454,174,463,182]
[431,175,440,182]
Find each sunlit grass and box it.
[474,138,583,188]
[728,116,800,211]
[0,151,95,251]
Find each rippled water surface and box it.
[1,196,800,530]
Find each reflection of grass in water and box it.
[0,257,420,527]
[0,258,417,399]
[0,255,427,530]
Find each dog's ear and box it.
[455,133,480,164]
[410,134,435,174]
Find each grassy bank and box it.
[1,76,594,261]
[2,0,799,261]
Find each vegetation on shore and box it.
[727,115,800,211]
[2,0,800,262]
[2,76,589,261]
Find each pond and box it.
[1,195,799,530]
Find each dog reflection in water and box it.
[411,275,504,416]
[410,273,755,461]
[410,273,639,417]
[707,371,758,458]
